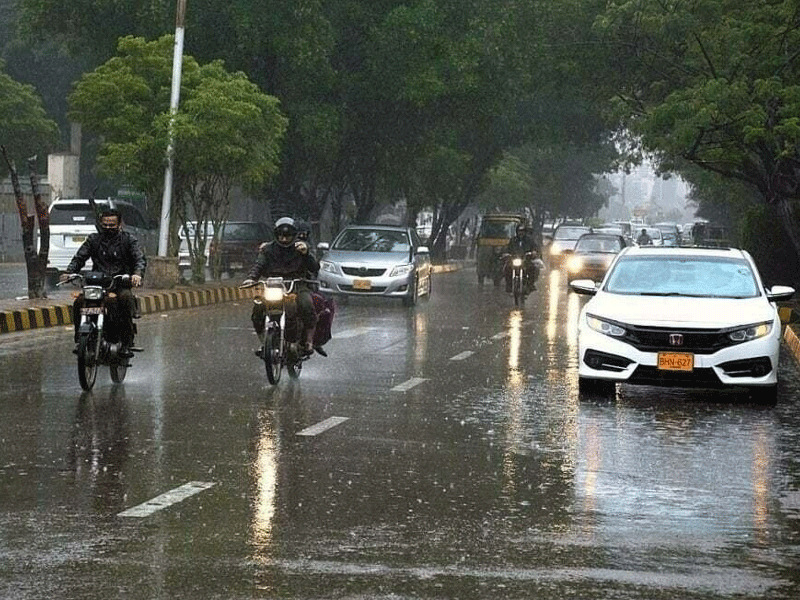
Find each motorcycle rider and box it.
[504,224,540,293]
[60,207,146,356]
[243,217,320,355]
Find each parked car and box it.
[569,246,795,404]
[549,224,592,266]
[208,221,272,275]
[317,225,432,306]
[178,221,214,270]
[42,198,158,286]
[565,233,628,282]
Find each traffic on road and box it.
[2,264,800,599]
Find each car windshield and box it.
[575,236,623,253]
[604,256,759,298]
[222,223,267,241]
[333,229,411,252]
[555,226,589,240]
[479,220,518,238]
[49,204,105,225]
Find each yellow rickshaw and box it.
[475,214,525,286]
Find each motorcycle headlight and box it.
[728,321,772,343]
[320,260,337,274]
[83,286,103,301]
[586,314,626,337]
[263,285,284,303]
[390,263,414,277]
[511,257,523,267]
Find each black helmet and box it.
[296,220,311,241]
[274,217,297,247]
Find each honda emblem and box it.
[669,333,684,346]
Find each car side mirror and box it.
[766,285,795,302]
[416,246,430,254]
[569,279,598,295]
[317,242,330,252]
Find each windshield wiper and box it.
[637,291,704,297]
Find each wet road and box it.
[2,267,800,599]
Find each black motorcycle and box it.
[58,272,138,390]
[241,277,314,385]
[503,252,540,306]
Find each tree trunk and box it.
[1,146,47,298]
[28,156,49,298]
[775,198,800,282]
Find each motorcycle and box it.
[503,252,542,307]
[58,272,139,390]
[241,277,315,385]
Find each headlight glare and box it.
[586,314,626,337]
[567,256,582,272]
[84,287,103,300]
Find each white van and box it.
[43,198,158,285]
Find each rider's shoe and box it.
[254,347,264,358]
[72,343,79,355]
[301,342,314,356]
[119,346,134,358]
[314,346,328,357]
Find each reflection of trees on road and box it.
[66,387,130,513]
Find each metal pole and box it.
[158,0,187,256]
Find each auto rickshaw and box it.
[475,214,525,286]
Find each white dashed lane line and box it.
[118,481,216,518]
[449,351,474,361]
[297,416,350,437]
[391,377,428,392]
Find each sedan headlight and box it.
[566,255,583,273]
[728,321,772,343]
[320,260,337,274]
[389,263,414,277]
[586,314,626,337]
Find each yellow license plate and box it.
[353,279,372,290]
[80,307,104,315]
[72,235,86,243]
[658,352,694,371]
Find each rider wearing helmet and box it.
[503,223,540,293]
[243,217,320,354]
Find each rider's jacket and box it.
[248,241,320,280]
[66,230,147,277]
[505,234,538,257]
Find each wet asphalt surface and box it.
[1,266,800,599]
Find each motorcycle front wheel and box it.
[110,359,128,384]
[263,328,282,385]
[513,275,523,306]
[77,332,99,391]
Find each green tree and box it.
[69,36,287,281]
[596,0,800,262]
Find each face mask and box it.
[101,225,119,237]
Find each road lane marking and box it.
[297,416,350,437]
[492,331,509,340]
[335,327,375,339]
[450,351,474,361]
[391,377,428,392]
[118,481,215,518]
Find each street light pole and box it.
[158,0,187,256]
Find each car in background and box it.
[317,225,432,306]
[43,198,158,286]
[549,224,592,267]
[565,233,628,282]
[569,246,795,404]
[178,221,214,270]
[634,226,663,246]
[654,222,681,246]
[208,221,272,275]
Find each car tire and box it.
[403,277,418,307]
[578,376,616,400]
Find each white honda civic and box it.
[569,246,795,404]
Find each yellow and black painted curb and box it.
[0,286,256,335]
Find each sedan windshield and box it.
[555,227,589,240]
[605,256,759,298]
[333,229,411,252]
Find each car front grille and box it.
[628,366,722,387]
[340,285,388,293]
[342,267,386,277]
[623,325,733,354]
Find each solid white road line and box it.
[391,377,428,392]
[118,481,216,518]
[297,416,350,437]
[334,327,375,339]
[450,351,474,361]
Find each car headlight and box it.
[390,263,414,277]
[567,255,583,272]
[728,321,772,343]
[320,260,337,274]
[586,314,626,337]
[550,245,561,256]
